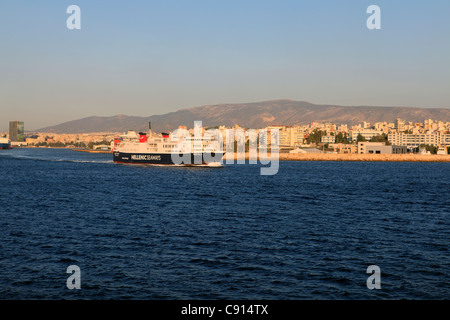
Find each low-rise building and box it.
[329,143,357,154]
[437,146,448,155]
[93,144,111,151]
[11,141,28,147]
[358,142,407,154]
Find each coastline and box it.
[9,147,450,162]
[225,152,450,162]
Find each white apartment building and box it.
[337,124,348,133]
[351,129,383,141]
[321,135,336,144]
[277,126,304,147]
[388,132,450,148]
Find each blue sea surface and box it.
[0,148,448,299]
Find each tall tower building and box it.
[394,118,405,132]
[9,121,25,142]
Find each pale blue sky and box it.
[1,0,449,130]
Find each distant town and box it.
[2,118,450,155]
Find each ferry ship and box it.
[0,137,11,150]
[112,124,225,166]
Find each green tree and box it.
[343,133,349,144]
[335,132,350,144]
[370,133,389,144]
[306,129,326,144]
[73,142,86,148]
[48,142,65,148]
[357,134,366,142]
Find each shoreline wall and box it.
[225,152,450,162]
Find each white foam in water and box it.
[0,149,113,164]
[206,162,223,167]
[59,159,114,164]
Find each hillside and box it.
[36,100,450,133]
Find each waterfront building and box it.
[93,144,111,151]
[388,132,450,148]
[329,143,357,154]
[357,142,407,154]
[437,146,448,155]
[278,126,304,147]
[9,121,25,142]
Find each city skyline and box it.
[5,117,450,157]
[1,0,450,130]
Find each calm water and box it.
[0,148,448,299]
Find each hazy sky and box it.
[1,0,450,130]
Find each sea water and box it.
[0,148,448,299]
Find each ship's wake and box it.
[0,153,113,164]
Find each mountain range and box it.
[36,100,450,133]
